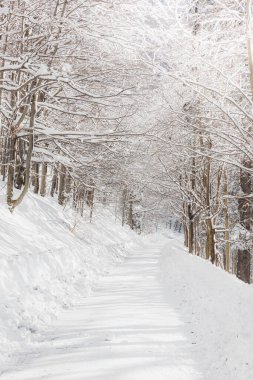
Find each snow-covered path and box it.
[0,241,201,380]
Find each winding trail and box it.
[1,241,201,380]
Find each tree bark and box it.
[206,219,216,264]
[50,165,58,197]
[224,171,230,272]
[58,163,66,205]
[40,162,47,197]
[8,94,37,210]
[34,162,40,194]
[128,199,134,230]
[6,136,16,206]
[237,158,252,283]
[86,182,95,222]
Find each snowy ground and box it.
[0,190,138,373]
[0,237,201,380]
[161,235,253,380]
[1,193,253,379]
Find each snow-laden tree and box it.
[1,0,253,282]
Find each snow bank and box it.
[0,191,138,372]
[160,235,253,380]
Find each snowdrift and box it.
[161,236,253,380]
[0,191,138,371]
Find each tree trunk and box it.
[237,158,252,283]
[33,162,40,194]
[188,204,194,254]
[65,170,72,195]
[128,199,134,230]
[6,136,16,206]
[237,250,251,284]
[40,162,47,197]
[1,137,8,181]
[188,219,194,254]
[58,163,66,205]
[8,94,37,210]
[14,139,25,190]
[184,224,189,248]
[206,219,216,264]
[122,187,128,226]
[50,165,58,197]
[86,183,95,222]
[224,171,230,272]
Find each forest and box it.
[1,1,253,379]
[1,0,252,282]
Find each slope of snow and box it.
[0,238,202,380]
[160,234,253,380]
[0,190,139,373]
[1,206,253,380]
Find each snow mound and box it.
[0,191,138,372]
[161,235,253,380]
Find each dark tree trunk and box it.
[86,182,95,222]
[188,205,194,254]
[40,162,47,197]
[206,220,216,264]
[34,162,40,194]
[237,250,251,284]
[58,163,66,205]
[50,165,58,197]
[237,158,252,283]
[14,139,25,190]
[6,136,16,205]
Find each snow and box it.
[160,234,253,380]
[0,7,9,15]
[0,190,138,374]
[1,196,253,379]
[0,236,201,380]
